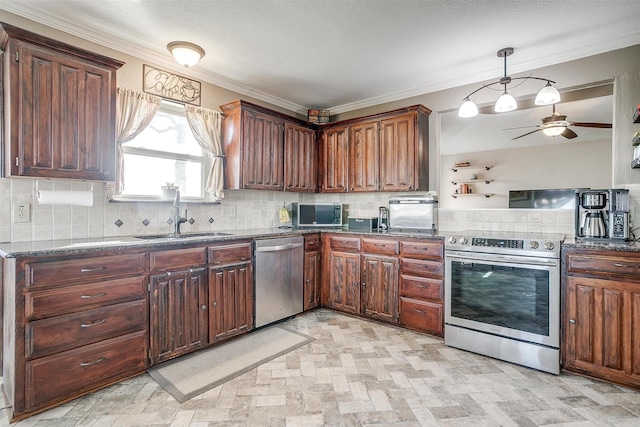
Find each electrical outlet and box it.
[13,203,31,223]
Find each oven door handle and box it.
[445,252,558,267]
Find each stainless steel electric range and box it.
[444,231,563,374]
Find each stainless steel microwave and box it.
[290,203,343,228]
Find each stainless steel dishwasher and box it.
[254,236,304,328]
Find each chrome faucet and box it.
[173,190,188,236]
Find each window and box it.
[120,101,206,199]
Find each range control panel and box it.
[472,238,523,249]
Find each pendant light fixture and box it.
[458,47,561,118]
[167,41,205,68]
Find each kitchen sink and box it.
[135,232,234,240]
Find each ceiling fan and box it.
[507,103,612,140]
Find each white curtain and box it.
[184,105,225,200]
[115,87,162,192]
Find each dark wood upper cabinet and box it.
[284,121,317,192]
[1,23,124,181]
[318,125,349,193]
[349,120,379,192]
[221,100,316,192]
[318,105,431,193]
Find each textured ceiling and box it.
[1,1,640,115]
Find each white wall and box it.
[440,139,612,209]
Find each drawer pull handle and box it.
[613,263,640,268]
[80,267,107,273]
[80,357,106,367]
[80,319,107,328]
[412,284,427,288]
[413,308,427,314]
[569,319,576,324]
[81,292,107,299]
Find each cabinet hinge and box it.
[148,350,152,359]
[15,52,19,62]
[147,283,151,292]
[15,157,19,167]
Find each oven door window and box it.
[449,260,551,336]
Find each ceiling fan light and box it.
[535,82,561,105]
[495,92,517,113]
[167,41,205,67]
[542,126,566,136]
[458,98,479,118]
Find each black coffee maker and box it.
[378,206,389,232]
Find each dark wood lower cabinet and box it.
[304,251,321,310]
[327,250,361,314]
[563,248,640,390]
[362,255,399,323]
[208,262,254,343]
[149,268,208,364]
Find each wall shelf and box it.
[451,165,492,172]
[451,179,494,185]
[451,193,494,198]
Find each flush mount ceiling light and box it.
[167,41,205,68]
[458,47,561,118]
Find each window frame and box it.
[115,101,210,202]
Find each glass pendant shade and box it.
[535,82,561,105]
[167,42,205,67]
[458,98,479,118]
[542,126,566,136]
[494,92,517,113]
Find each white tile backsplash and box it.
[1,178,638,243]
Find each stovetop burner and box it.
[445,230,564,258]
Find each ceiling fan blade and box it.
[502,125,538,130]
[561,128,578,139]
[571,122,612,128]
[511,129,542,140]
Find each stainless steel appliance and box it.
[348,216,378,231]
[575,189,630,241]
[254,236,304,328]
[290,203,343,228]
[445,231,562,374]
[388,195,437,233]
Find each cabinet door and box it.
[149,268,208,364]
[304,251,321,310]
[565,276,640,386]
[241,109,284,190]
[208,262,253,343]
[379,113,416,191]
[319,126,349,192]
[13,42,115,180]
[349,121,379,192]
[362,255,399,323]
[327,251,360,314]
[284,122,317,192]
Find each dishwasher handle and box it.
[255,242,304,253]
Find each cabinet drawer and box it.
[208,242,252,266]
[26,299,147,359]
[567,253,640,277]
[362,238,398,256]
[401,258,444,278]
[304,234,321,251]
[25,331,147,410]
[400,297,443,336]
[400,275,443,301]
[329,236,361,252]
[150,246,207,272]
[25,253,146,289]
[400,240,443,259]
[26,276,146,320]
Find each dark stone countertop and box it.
[561,237,640,254]
[0,227,444,258]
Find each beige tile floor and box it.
[2,308,640,426]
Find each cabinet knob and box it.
[306,279,310,283]
[201,305,207,310]
[569,319,576,324]
[211,301,217,307]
